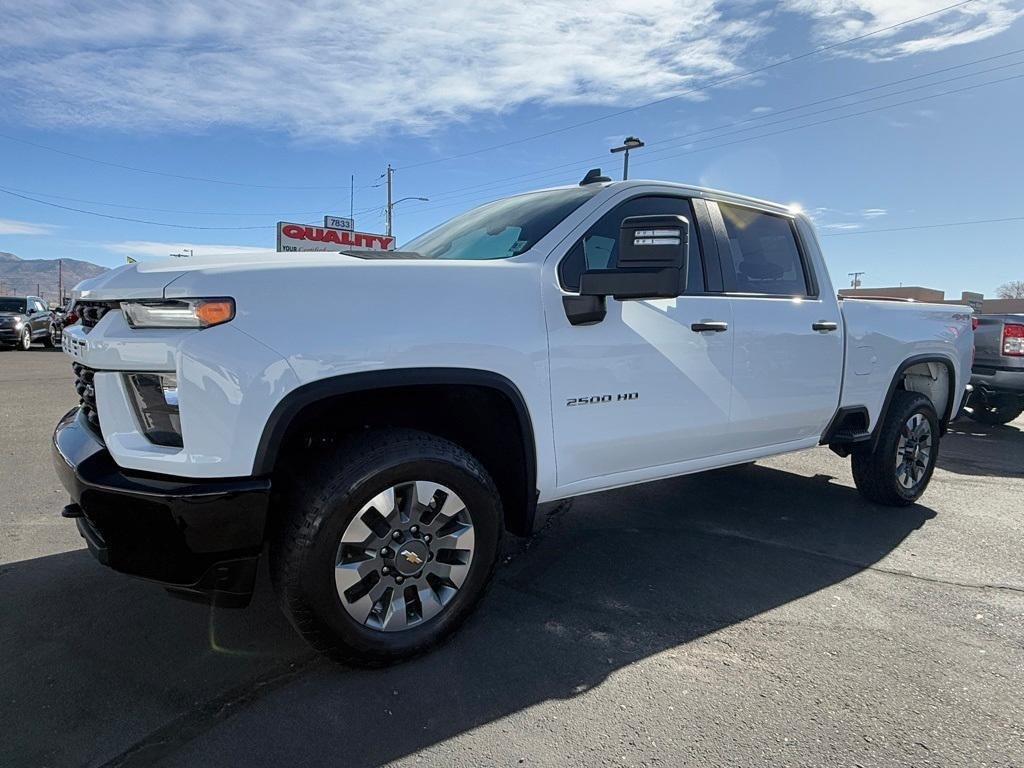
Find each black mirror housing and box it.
[578,215,689,300]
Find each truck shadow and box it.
[938,417,1024,478]
[1,464,935,768]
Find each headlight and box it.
[122,298,234,329]
[125,373,182,447]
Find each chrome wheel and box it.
[19,328,31,350]
[335,480,475,632]
[895,412,932,490]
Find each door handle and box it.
[812,321,838,332]
[691,321,729,333]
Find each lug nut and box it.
[382,566,390,575]
[380,547,390,556]
[423,534,432,543]
[410,525,419,534]
[395,576,404,584]
[392,530,401,540]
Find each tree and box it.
[996,280,1024,299]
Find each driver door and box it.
[544,194,736,491]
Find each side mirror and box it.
[580,215,689,299]
[563,215,689,326]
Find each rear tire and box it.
[271,428,502,665]
[852,391,939,506]
[965,402,1023,425]
[43,325,57,348]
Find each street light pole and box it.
[610,136,645,180]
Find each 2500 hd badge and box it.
[566,392,639,406]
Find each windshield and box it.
[402,186,601,260]
[0,298,27,312]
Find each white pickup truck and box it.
[54,175,973,663]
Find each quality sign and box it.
[276,222,395,252]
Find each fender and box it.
[871,353,958,446]
[252,367,539,533]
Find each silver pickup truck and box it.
[965,314,1024,424]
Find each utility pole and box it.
[385,164,394,237]
[848,271,866,289]
[610,136,645,180]
[58,259,63,303]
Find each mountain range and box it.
[0,252,109,303]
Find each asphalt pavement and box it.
[1,346,1022,767]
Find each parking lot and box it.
[2,347,1022,767]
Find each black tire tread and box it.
[271,428,501,666]
[851,391,938,507]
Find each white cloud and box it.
[820,222,863,231]
[0,218,56,235]
[105,241,274,259]
[781,0,1022,59]
[0,1,1018,143]
[0,1,760,142]
[861,208,887,218]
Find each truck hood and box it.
[71,249,355,300]
[73,249,518,301]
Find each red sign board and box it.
[276,222,395,252]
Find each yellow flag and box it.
[126,256,137,264]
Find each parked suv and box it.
[0,295,54,350]
[965,314,1024,424]
[53,177,973,663]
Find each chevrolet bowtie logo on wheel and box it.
[400,549,424,566]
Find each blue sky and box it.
[1,0,1022,297]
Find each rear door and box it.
[707,200,844,448]
[30,299,49,339]
[545,193,736,489]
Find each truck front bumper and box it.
[52,407,271,607]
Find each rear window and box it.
[718,203,808,297]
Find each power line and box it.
[0,185,330,217]
[398,0,980,170]
[408,50,1024,208]
[0,186,277,230]
[395,68,1024,220]
[821,216,1024,236]
[0,132,372,191]
[630,71,1024,170]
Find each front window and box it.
[0,298,27,313]
[403,187,601,261]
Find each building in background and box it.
[838,286,1024,314]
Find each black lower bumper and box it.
[52,407,271,607]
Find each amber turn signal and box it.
[195,299,235,327]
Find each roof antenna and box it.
[579,168,611,186]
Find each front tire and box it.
[852,391,939,506]
[16,328,31,351]
[271,428,502,665]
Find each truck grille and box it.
[76,301,119,330]
[73,363,102,437]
